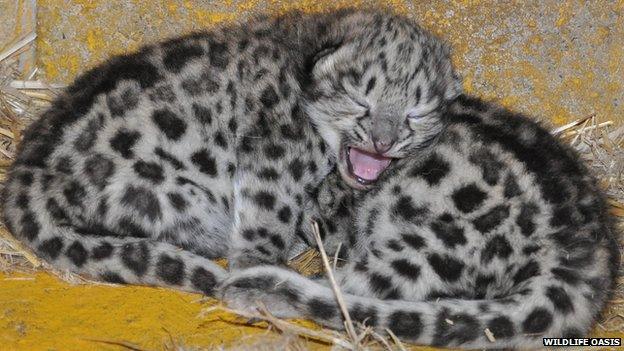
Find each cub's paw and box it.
[228,251,273,270]
[218,266,307,319]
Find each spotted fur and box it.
[1,9,458,307]
[220,96,620,349]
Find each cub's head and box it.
[303,11,461,189]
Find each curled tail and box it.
[220,265,613,349]
[2,165,226,295]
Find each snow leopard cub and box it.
[220,76,620,347]
[1,10,459,295]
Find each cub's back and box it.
[338,95,618,304]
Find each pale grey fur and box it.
[1,9,458,307]
[220,90,619,348]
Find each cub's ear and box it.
[444,72,463,101]
[305,41,347,77]
[438,43,463,101]
[312,43,342,65]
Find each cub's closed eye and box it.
[353,98,369,110]
[407,99,440,119]
[342,82,370,111]
[359,108,370,118]
[407,109,429,119]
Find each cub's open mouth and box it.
[345,147,393,186]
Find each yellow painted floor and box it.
[0,270,336,351]
[1,270,623,350]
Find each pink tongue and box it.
[349,148,392,181]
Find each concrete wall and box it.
[37,0,624,126]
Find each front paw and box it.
[218,268,304,318]
[228,253,270,270]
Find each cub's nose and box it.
[373,137,394,154]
